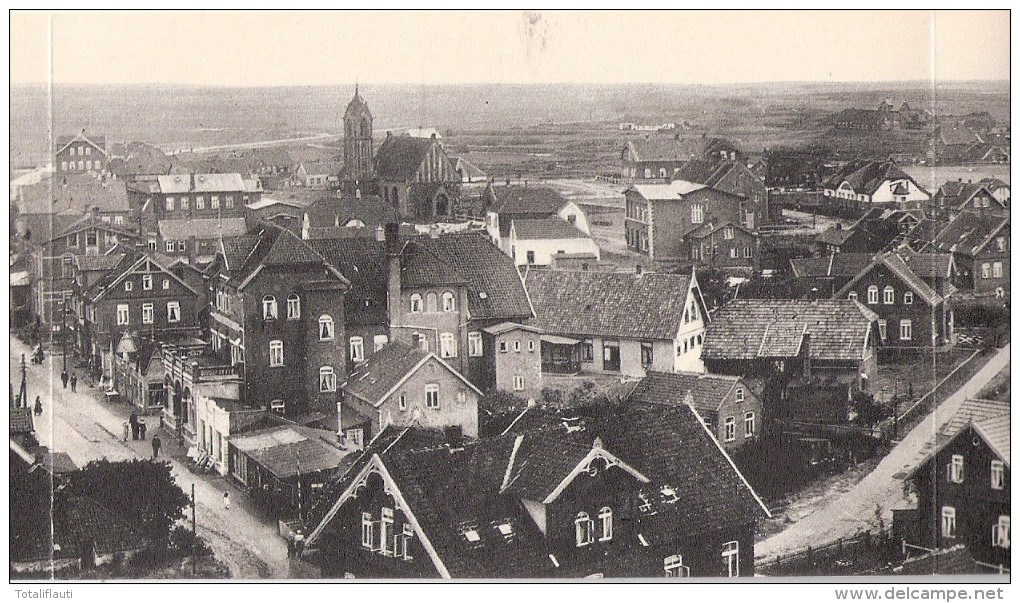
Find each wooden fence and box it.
[756,529,895,576]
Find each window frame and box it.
[722,541,740,577]
[116,304,130,326]
[513,376,525,391]
[468,331,483,357]
[441,291,456,312]
[900,319,913,341]
[991,460,1005,490]
[867,285,879,304]
[167,301,180,323]
[575,512,594,547]
[883,286,895,305]
[425,383,440,409]
[597,507,613,542]
[141,303,154,325]
[903,291,913,305]
[409,294,423,314]
[350,336,365,362]
[262,295,278,320]
[269,340,284,367]
[948,454,964,483]
[319,366,336,392]
[724,416,736,442]
[286,294,301,320]
[318,315,335,341]
[941,506,957,539]
[744,412,755,438]
[439,333,458,358]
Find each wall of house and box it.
[713,381,763,453]
[490,330,543,399]
[674,285,707,373]
[624,191,652,256]
[689,228,758,271]
[714,165,768,228]
[870,179,930,204]
[56,139,105,173]
[845,267,946,348]
[914,426,1010,568]
[377,356,480,438]
[394,285,470,376]
[195,394,233,475]
[972,226,1010,295]
[511,235,601,267]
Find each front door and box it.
[602,340,620,372]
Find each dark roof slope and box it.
[834,252,944,306]
[629,370,741,413]
[343,342,432,405]
[16,173,130,215]
[525,270,691,340]
[932,212,1009,257]
[374,135,435,181]
[308,238,388,326]
[511,217,589,240]
[625,136,738,163]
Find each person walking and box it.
[151,434,162,459]
[34,396,42,416]
[223,491,231,511]
[70,373,77,393]
[139,419,147,440]
[60,370,69,389]
[129,412,139,440]
[122,420,130,443]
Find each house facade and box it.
[672,159,768,228]
[374,133,461,220]
[822,160,929,208]
[685,221,759,271]
[507,218,601,267]
[621,136,740,183]
[55,131,108,174]
[931,213,1010,296]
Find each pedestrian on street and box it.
[151,434,162,459]
[60,370,69,389]
[34,396,42,416]
[123,421,130,443]
[130,412,139,440]
[139,419,147,440]
[223,491,230,511]
[70,374,77,392]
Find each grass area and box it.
[976,365,1010,402]
[872,348,975,405]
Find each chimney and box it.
[802,333,812,377]
[374,225,385,242]
[385,222,402,336]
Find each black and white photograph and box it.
[6,8,1011,591]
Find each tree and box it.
[65,459,191,552]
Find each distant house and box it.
[671,159,768,228]
[834,251,955,349]
[524,269,709,376]
[55,131,108,174]
[901,401,1009,571]
[340,341,483,442]
[821,160,929,208]
[475,184,592,253]
[110,334,168,411]
[129,172,259,235]
[978,178,1010,206]
[157,217,248,264]
[299,400,769,579]
[928,180,1008,221]
[507,217,601,267]
[931,212,1010,296]
[291,161,342,190]
[685,221,759,272]
[449,156,487,183]
[789,252,874,298]
[813,214,900,256]
[300,195,398,239]
[629,371,763,453]
[621,135,740,182]
[374,133,461,220]
[702,299,879,426]
[105,142,172,179]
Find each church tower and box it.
[342,85,375,183]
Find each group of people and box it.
[59,369,78,392]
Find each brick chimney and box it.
[385,222,402,337]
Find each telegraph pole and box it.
[19,354,28,408]
[191,483,197,576]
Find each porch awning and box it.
[540,334,580,346]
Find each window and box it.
[640,342,654,367]
[180,196,189,210]
[176,240,186,252]
[269,340,284,367]
[142,303,154,325]
[691,204,704,224]
[878,320,888,341]
[724,417,736,442]
[426,292,438,313]
[442,291,456,312]
[425,384,439,409]
[283,294,300,320]
[94,161,101,171]
[948,454,964,483]
[992,262,1003,278]
[900,319,913,341]
[468,332,483,357]
[513,376,525,391]
[350,337,365,362]
[664,554,689,578]
[941,506,957,538]
[362,513,374,549]
[526,250,536,264]
[167,302,180,323]
[848,292,859,303]
[398,394,407,411]
[319,367,336,392]
[643,168,651,179]
[867,286,879,304]
[744,412,755,437]
[347,429,364,450]
[513,340,521,353]
[373,335,388,352]
[124,280,133,292]
[528,340,535,352]
[262,295,277,320]
[722,541,740,577]
[903,291,913,305]
[162,279,170,290]
[456,390,467,406]
[575,512,594,547]
[598,507,613,542]
[409,294,423,313]
[67,233,79,247]
[318,315,334,340]
[166,197,175,211]
[735,387,744,403]
[498,340,508,353]
[85,146,91,156]
[195,196,205,210]
[723,226,734,240]
[996,236,1007,252]
[142,274,153,290]
[992,516,1010,549]
[883,286,895,304]
[69,147,75,156]
[378,507,394,556]
[582,339,594,362]
[981,263,991,279]
[990,460,1005,490]
[148,239,157,251]
[116,304,129,326]
[729,247,738,259]
[743,246,752,258]
[225,195,235,208]
[439,333,457,358]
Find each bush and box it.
[954,301,1010,328]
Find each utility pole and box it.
[19,354,28,408]
[61,302,68,374]
[191,483,197,576]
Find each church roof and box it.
[374,135,439,182]
[344,85,372,120]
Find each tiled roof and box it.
[972,413,1009,467]
[342,342,432,406]
[629,370,741,413]
[703,299,878,361]
[224,223,345,289]
[231,425,350,478]
[374,135,437,181]
[938,398,1009,439]
[896,545,978,576]
[501,431,593,501]
[834,252,944,306]
[156,173,246,193]
[307,238,388,326]
[790,256,833,278]
[16,173,130,215]
[815,225,856,246]
[932,212,1009,257]
[630,180,705,200]
[35,450,78,474]
[625,136,737,163]
[303,195,394,228]
[400,240,467,288]
[511,217,589,240]
[822,160,920,196]
[56,132,107,153]
[491,185,569,215]
[898,250,954,279]
[524,270,692,340]
[934,181,1000,210]
[158,217,247,240]
[51,213,139,242]
[75,253,126,273]
[10,407,34,434]
[450,156,487,180]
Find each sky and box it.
[9,10,1011,87]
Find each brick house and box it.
[55,131,107,174]
[672,159,768,228]
[928,180,1008,222]
[931,212,1010,296]
[629,371,763,452]
[340,341,484,445]
[524,269,710,377]
[621,135,740,183]
[834,251,955,349]
[903,402,1009,571]
[298,400,769,579]
[130,173,260,240]
[685,221,759,272]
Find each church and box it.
[341,86,462,221]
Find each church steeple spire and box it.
[343,85,374,183]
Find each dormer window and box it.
[575,512,594,547]
[461,527,481,543]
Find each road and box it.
[755,344,1011,561]
[10,337,289,578]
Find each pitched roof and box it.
[703,299,878,362]
[624,136,737,163]
[49,213,139,243]
[524,270,692,340]
[16,173,130,215]
[450,156,487,180]
[10,407,35,435]
[938,398,1009,439]
[223,223,346,289]
[57,495,149,556]
[231,425,350,478]
[834,252,944,306]
[74,253,126,273]
[342,342,480,406]
[629,180,706,200]
[934,181,1002,210]
[630,371,742,413]
[307,238,388,326]
[158,217,247,240]
[303,196,397,229]
[898,250,954,279]
[156,173,247,193]
[55,132,107,154]
[511,217,590,240]
[815,225,856,246]
[896,545,978,576]
[932,212,1009,257]
[973,414,1009,467]
[490,185,569,215]
[822,160,923,196]
[374,135,438,181]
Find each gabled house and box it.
[822,160,929,207]
[978,178,1010,207]
[928,180,1008,221]
[621,135,741,182]
[901,402,1009,571]
[684,220,759,272]
[834,251,955,349]
[156,217,248,264]
[507,218,601,267]
[473,184,592,252]
[374,133,461,220]
[299,400,769,579]
[110,333,168,411]
[671,159,767,228]
[629,371,763,452]
[300,194,397,240]
[789,252,874,298]
[449,156,487,183]
[130,173,259,238]
[813,209,901,255]
[524,269,709,376]
[340,341,484,443]
[931,212,1010,296]
[55,131,108,174]
[291,161,342,190]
